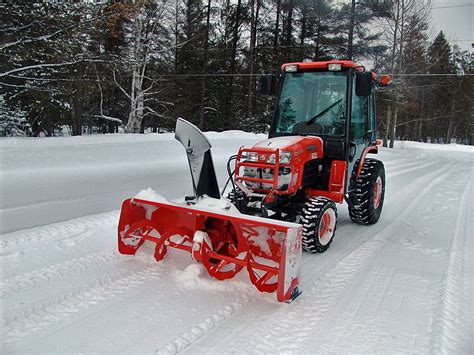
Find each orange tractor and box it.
[118,60,388,302]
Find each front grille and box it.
[242,166,292,191]
[235,147,291,192]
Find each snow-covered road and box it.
[1,135,473,353]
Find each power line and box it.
[388,73,474,77]
[431,4,473,10]
[121,73,474,79]
[4,72,473,82]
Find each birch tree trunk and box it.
[246,0,259,119]
[445,99,456,143]
[125,9,149,134]
[348,0,356,60]
[222,0,242,130]
[384,0,400,148]
[199,0,212,130]
[127,63,146,133]
[383,105,391,147]
[72,80,83,136]
[389,105,398,148]
[284,1,293,63]
[273,0,281,65]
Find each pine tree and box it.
[0,96,30,137]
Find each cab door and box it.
[369,89,377,143]
[347,78,370,184]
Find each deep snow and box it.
[0,134,473,353]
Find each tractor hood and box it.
[253,136,324,158]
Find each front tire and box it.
[301,197,337,253]
[349,158,385,225]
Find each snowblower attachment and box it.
[117,118,303,302]
[118,198,302,302]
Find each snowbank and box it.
[394,140,474,153]
[0,131,266,148]
[0,131,264,233]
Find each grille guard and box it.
[235,147,290,193]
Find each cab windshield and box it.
[274,71,347,136]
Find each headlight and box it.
[242,152,258,162]
[280,151,292,164]
[267,151,292,164]
[267,154,276,164]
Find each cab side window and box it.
[352,90,368,140]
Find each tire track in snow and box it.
[0,263,162,346]
[252,162,461,353]
[388,159,439,178]
[0,248,121,299]
[429,178,472,353]
[158,162,456,354]
[299,157,445,281]
[0,211,118,250]
[155,293,257,354]
[198,162,459,353]
[384,156,432,172]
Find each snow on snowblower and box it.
[118,118,303,302]
[118,60,389,302]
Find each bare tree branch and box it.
[0,81,57,92]
[0,60,83,78]
[0,20,38,33]
[112,69,131,100]
[0,12,118,51]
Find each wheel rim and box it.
[318,208,336,246]
[374,176,383,209]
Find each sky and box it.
[430,0,473,52]
[338,0,474,52]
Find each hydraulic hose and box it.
[221,155,237,196]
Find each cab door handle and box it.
[349,142,356,162]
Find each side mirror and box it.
[259,74,275,96]
[355,72,372,96]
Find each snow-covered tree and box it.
[111,1,173,133]
[0,1,105,136]
[0,96,30,137]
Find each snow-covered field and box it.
[1,133,473,353]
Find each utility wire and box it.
[103,73,474,78]
[431,4,473,10]
[388,73,474,77]
[3,73,473,82]
[136,71,474,78]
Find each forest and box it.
[0,0,472,145]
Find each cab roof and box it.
[281,60,378,79]
[281,60,361,71]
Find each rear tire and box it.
[349,158,385,225]
[301,197,337,253]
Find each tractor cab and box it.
[263,61,378,196]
